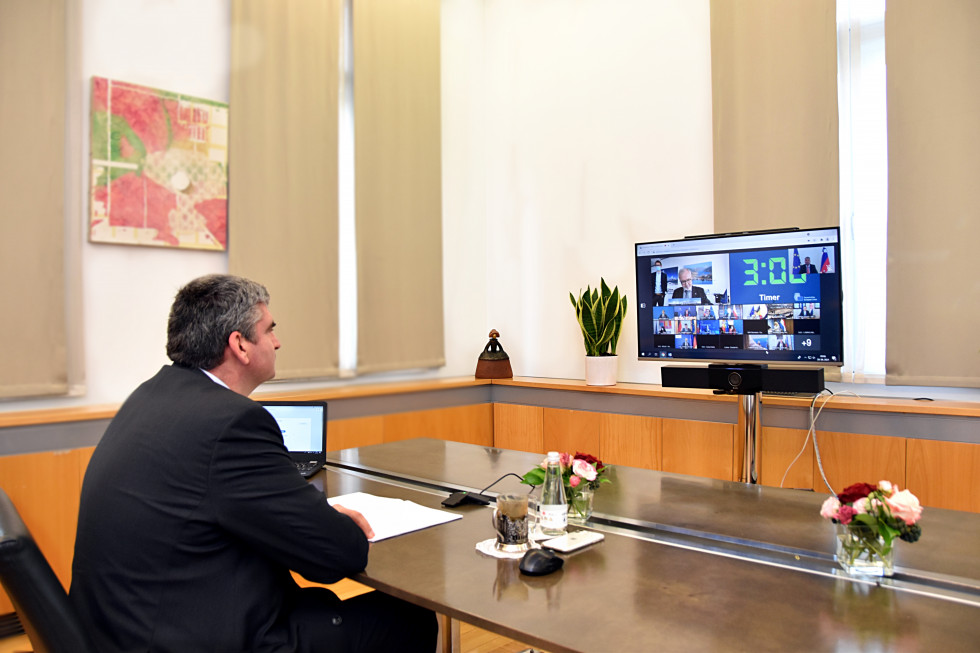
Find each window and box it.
[338,0,357,375]
[837,0,887,381]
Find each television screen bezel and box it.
[634,227,844,368]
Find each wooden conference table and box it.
[313,438,980,652]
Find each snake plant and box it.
[570,279,628,357]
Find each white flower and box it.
[885,489,923,525]
[571,458,597,482]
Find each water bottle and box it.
[538,451,567,536]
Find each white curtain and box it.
[837,0,887,382]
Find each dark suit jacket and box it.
[71,365,369,652]
[651,271,668,294]
[799,263,818,274]
[671,285,711,305]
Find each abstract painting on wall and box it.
[89,77,228,250]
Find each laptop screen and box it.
[259,401,327,455]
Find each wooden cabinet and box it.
[812,430,907,494]
[492,403,975,514]
[0,404,493,614]
[759,427,813,490]
[907,439,980,513]
[599,413,660,471]
[662,419,736,481]
[760,428,980,513]
[329,415,386,451]
[493,404,543,453]
[1,389,978,617]
[329,404,493,451]
[0,448,93,614]
[492,406,663,472]
[380,404,493,446]
[543,408,600,456]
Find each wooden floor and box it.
[0,634,27,653]
[0,626,542,653]
[458,621,541,653]
[0,577,545,653]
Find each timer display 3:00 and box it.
[740,256,808,286]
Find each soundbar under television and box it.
[635,227,843,366]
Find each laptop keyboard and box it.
[295,460,322,478]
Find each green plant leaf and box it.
[609,295,627,354]
[521,468,546,486]
[571,280,628,356]
[879,522,900,545]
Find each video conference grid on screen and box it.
[634,228,843,365]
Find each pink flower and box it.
[820,496,840,520]
[559,452,573,467]
[852,497,871,514]
[885,489,923,525]
[569,475,581,488]
[878,480,894,495]
[573,452,605,471]
[837,504,857,525]
[571,458,597,482]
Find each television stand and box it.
[706,364,764,484]
[661,364,825,484]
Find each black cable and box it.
[478,472,528,495]
[442,472,533,507]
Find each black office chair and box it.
[0,489,95,653]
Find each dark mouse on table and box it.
[519,548,564,576]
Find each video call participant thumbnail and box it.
[671,268,712,305]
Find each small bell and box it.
[475,329,513,379]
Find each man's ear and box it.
[227,331,250,365]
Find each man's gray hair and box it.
[166,274,271,370]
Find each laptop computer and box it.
[259,400,328,478]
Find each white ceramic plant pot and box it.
[584,355,618,386]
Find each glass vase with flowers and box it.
[820,480,923,577]
[521,452,610,524]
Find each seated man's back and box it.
[71,274,436,653]
[71,364,369,651]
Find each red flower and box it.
[836,504,857,525]
[573,452,605,471]
[837,482,876,505]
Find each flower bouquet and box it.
[820,480,923,576]
[521,452,611,523]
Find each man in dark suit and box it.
[651,260,668,306]
[71,275,436,652]
[799,256,819,274]
[671,268,712,305]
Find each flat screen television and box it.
[635,227,843,366]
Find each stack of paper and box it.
[328,492,463,542]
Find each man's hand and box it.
[333,504,375,540]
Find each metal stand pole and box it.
[738,392,762,484]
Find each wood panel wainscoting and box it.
[489,378,980,513]
[0,448,93,615]
[1,375,979,624]
[0,397,493,615]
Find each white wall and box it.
[1,0,713,413]
[481,0,714,384]
[69,0,232,412]
[440,0,491,385]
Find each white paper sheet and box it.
[328,491,463,542]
